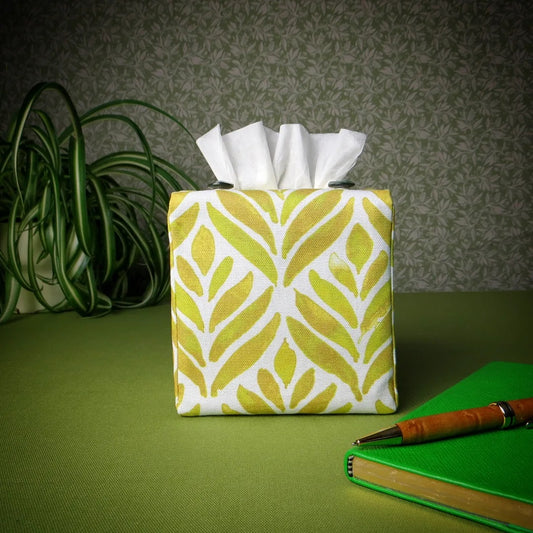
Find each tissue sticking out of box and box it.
[196,122,366,189]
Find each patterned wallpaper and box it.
[1,0,531,292]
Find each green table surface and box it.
[1,291,531,532]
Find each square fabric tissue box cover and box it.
[168,187,397,416]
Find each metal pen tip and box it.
[352,425,403,447]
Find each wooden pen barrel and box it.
[397,397,533,444]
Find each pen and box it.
[354,397,533,446]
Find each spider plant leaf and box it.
[64,226,90,280]
[0,272,21,324]
[152,156,199,190]
[91,151,198,191]
[109,193,166,277]
[19,148,39,209]
[6,198,34,291]
[79,113,157,214]
[83,263,105,315]
[23,222,40,294]
[48,177,90,314]
[9,82,93,256]
[0,81,201,322]
[32,110,60,173]
[94,170,168,207]
[74,98,195,143]
[110,212,162,308]
[9,85,47,201]
[68,135,93,257]
[51,230,89,313]
[21,222,65,313]
[87,174,116,282]
[38,186,54,255]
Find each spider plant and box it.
[0,81,199,323]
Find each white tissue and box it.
[196,122,366,189]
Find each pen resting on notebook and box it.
[355,397,533,446]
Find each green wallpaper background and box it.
[1,0,531,292]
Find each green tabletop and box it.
[1,291,531,532]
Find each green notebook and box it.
[345,362,533,532]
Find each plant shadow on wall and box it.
[0,82,199,323]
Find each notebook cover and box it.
[344,362,533,532]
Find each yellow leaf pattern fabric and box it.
[211,312,280,396]
[191,225,215,276]
[289,368,315,409]
[309,270,359,330]
[346,223,373,273]
[209,272,253,332]
[329,253,358,297]
[207,203,278,285]
[209,286,274,363]
[168,189,396,415]
[177,256,203,297]
[208,256,233,301]
[294,290,358,359]
[217,191,277,254]
[257,369,285,412]
[240,190,278,224]
[282,189,342,258]
[177,317,205,367]
[274,339,297,389]
[280,189,315,225]
[286,317,362,401]
[361,251,388,300]
[172,282,204,333]
[298,384,337,414]
[283,198,354,286]
[237,386,276,415]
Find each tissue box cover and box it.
[168,188,397,416]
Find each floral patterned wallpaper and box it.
[1,0,531,292]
